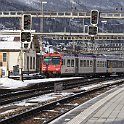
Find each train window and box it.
[80,60,83,67]
[97,61,99,67]
[52,56,60,65]
[84,60,86,67]
[103,61,105,67]
[90,60,93,67]
[62,59,65,65]
[105,62,107,67]
[101,61,102,67]
[123,62,124,68]
[113,61,116,68]
[71,59,74,67]
[44,56,52,65]
[67,59,70,67]
[87,60,89,67]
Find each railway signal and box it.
[90,10,99,25]
[22,42,31,49]
[21,31,31,49]
[88,25,98,36]
[21,31,31,42]
[22,14,32,30]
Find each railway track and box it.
[0,76,116,106]
[0,77,124,124]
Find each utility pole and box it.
[20,37,23,81]
[39,1,47,73]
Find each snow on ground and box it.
[0,92,74,116]
[0,78,27,89]
[0,77,82,89]
[0,77,124,90]
[6,92,73,107]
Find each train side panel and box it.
[61,55,75,76]
[107,58,124,75]
[78,56,94,74]
[95,57,107,74]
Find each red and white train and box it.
[41,53,124,77]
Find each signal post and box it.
[20,14,32,81]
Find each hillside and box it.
[0,0,124,12]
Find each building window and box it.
[30,57,32,69]
[3,53,7,62]
[27,56,29,70]
[0,62,2,66]
[33,57,35,69]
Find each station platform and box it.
[50,84,124,124]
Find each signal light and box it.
[23,14,32,30]
[23,42,31,49]
[26,32,31,42]
[21,32,26,42]
[90,10,99,25]
[88,25,98,36]
[21,32,31,42]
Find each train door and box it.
[75,57,79,75]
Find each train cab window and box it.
[67,59,70,67]
[71,59,74,67]
[44,56,52,65]
[52,56,60,65]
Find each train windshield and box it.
[44,56,52,65]
[44,56,60,65]
[52,56,60,65]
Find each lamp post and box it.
[101,20,107,54]
[41,1,47,32]
[39,1,47,73]
[84,25,88,33]
[40,1,47,53]
[101,20,107,33]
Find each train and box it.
[41,53,124,77]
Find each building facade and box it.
[0,35,40,77]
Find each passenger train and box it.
[41,53,124,77]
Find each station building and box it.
[0,34,40,77]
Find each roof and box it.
[0,41,21,50]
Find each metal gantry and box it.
[0,11,124,40]
[1,11,124,19]
[1,31,124,40]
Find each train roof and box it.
[42,53,124,60]
[43,53,62,56]
[103,54,124,60]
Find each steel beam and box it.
[0,31,124,40]
[0,11,124,19]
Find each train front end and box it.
[41,53,62,77]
